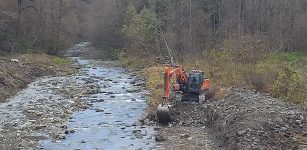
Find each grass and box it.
[12,53,72,66]
[142,66,164,105]
[269,52,303,63]
[3,53,77,76]
[52,56,72,65]
[120,51,307,105]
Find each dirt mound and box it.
[155,88,307,149]
[206,88,307,149]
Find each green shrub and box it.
[52,57,71,65]
[272,67,306,104]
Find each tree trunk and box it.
[16,0,22,36]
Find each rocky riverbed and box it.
[0,44,157,150]
[39,59,156,150]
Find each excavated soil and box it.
[152,101,224,150]
[154,88,307,150]
[207,88,307,150]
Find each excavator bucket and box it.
[156,103,171,124]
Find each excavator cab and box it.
[187,70,204,93]
[179,70,209,102]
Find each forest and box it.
[1,0,307,103]
[1,0,307,55]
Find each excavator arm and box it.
[157,64,189,124]
[163,64,189,99]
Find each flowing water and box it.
[40,58,156,150]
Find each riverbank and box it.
[0,53,75,102]
[119,54,307,149]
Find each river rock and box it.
[81,140,86,143]
[134,82,145,87]
[64,130,69,134]
[70,130,76,133]
[126,89,142,93]
[95,109,104,112]
[97,99,104,102]
[132,130,144,139]
[132,120,142,126]
[104,79,113,82]
[237,130,247,136]
[90,99,104,103]
[143,119,150,125]
[155,134,166,141]
[180,134,190,139]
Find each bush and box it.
[272,67,306,104]
[142,66,164,105]
[244,62,280,92]
[187,50,307,105]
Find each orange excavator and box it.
[156,64,210,124]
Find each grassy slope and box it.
[120,51,307,105]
